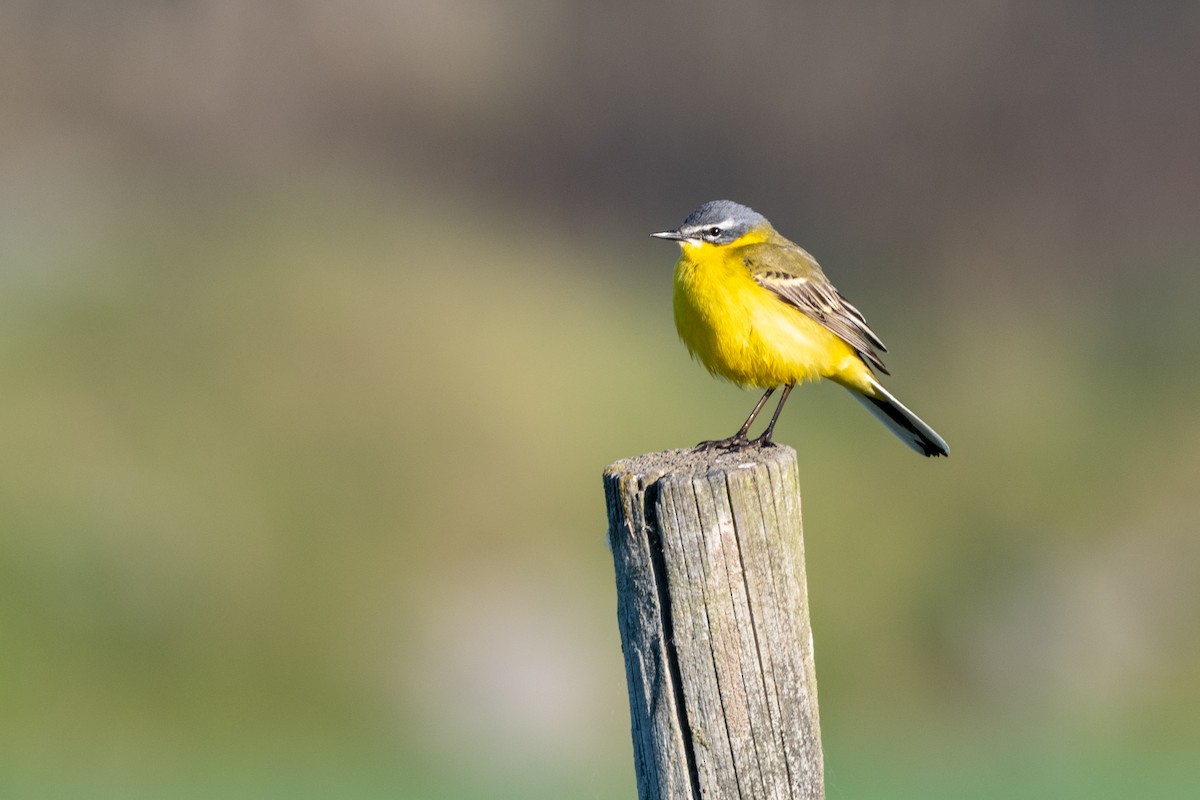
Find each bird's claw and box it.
[693,435,752,453]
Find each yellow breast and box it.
[672,241,866,389]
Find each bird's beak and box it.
[651,229,685,241]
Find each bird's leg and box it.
[750,382,795,447]
[695,387,776,452]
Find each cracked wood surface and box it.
[604,445,823,800]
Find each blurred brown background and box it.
[2,2,1199,798]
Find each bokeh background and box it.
[3,2,1199,798]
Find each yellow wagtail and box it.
[653,200,948,457]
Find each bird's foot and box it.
[748,431,779,448]
[693,434,752,453]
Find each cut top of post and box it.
[604,443,801,486]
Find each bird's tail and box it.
[847,379,949,457]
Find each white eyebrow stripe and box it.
[685,218,738,236]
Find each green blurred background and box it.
[3,2,1199,798]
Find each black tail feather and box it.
[849,381,949,457]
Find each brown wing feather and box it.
[743,243,890,375]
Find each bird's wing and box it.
[744,242,890,375]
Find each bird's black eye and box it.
[707,226,722,238]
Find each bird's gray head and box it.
[651,200,769,246]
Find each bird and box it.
[652,199,948,457]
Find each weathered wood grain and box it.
[604,445,823,800]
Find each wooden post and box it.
[603,445,823,800]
